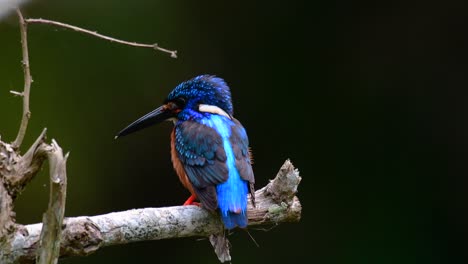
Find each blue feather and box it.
[201,115,249,229]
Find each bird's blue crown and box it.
[166,75,234,116]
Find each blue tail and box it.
[216,174,249,229]
[221,211,248,229]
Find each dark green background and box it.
[0,1,456,263]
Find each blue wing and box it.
[174,120,228,210]
[174,117,255,211]
[230,118,255,205]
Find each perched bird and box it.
[116,75,255,229]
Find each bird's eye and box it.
[175,97,186,107]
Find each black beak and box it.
[115,105,174,138]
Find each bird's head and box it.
[116,75,234,138]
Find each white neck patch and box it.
[198,104,231,119]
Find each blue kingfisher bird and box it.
[116,75,255,229]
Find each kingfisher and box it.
[116,75,255,229]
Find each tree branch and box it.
[3,160,302,263]
[37,140,69,264]
[25,18,178,58]
[2,129,48,198]
[12,8,32,150]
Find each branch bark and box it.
[2,159,302,263]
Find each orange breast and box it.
[170,129,196,197]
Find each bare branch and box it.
[25,18,178,58]
[3,160,302,263]
[12,9,32,150]
[2,129,48,198]
[37,140,68,264]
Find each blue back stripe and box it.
[201,115,248,228]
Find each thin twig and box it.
[25,18,178,58]
[12,9,32,149]
[9,90,23,97]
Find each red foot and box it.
[183,194,200,206]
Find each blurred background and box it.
[0,0,459,263]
